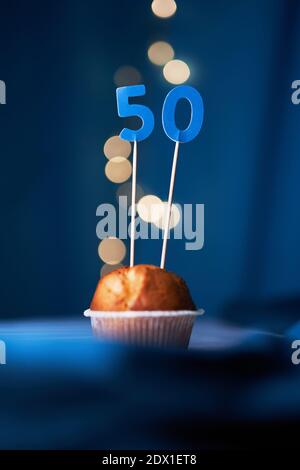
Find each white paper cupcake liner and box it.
[84,309,204,348]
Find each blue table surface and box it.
[0,317,299,449]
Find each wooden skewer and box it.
[130,140,137,267]
[160,140,180,269]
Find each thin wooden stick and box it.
[160,140,180,269]
[130,140,137,267]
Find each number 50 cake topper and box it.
[116,84,204,268]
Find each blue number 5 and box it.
[116,85,154,142]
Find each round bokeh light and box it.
[105,157,132,184]
[148,41,174,66]
[154,202,181,230]
[151,0,177,18]
[116,182,144,207]
[137,195,163,224]
[98,238,126,265]
[163,59,190,84]
[103,135,131,160]
[114,66,142,87]
[101,263,124,278]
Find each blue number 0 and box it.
[162,85,204,143]
[116,85,154,142]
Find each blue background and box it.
[0,0,300,324]
[1,1,300,452]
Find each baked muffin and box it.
[91,264,196,311]
[86,264,201,347]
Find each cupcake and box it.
[84,264,203,347]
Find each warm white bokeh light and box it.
[148,41,174,66]
[101,263,123,278]
[151,0,177,18]
[163,59,190,84]
[154,202,181,230]
[137,195,163,224]
[114,66,141,87]
[98,238,126,265]
[103,135,131,160]
[105,157,132,184]
[116,182,144,207]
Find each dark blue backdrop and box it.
[0,0,300,323]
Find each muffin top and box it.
[90,264,196,311]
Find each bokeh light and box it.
[98,238,126,265]
[105,157,132,184]
[114,66,142,87]
[154,202,181,229]
[137,195,163,224]
[148,41,174,66]
[103,135,131,160]
[116,182,144,207]
[101,263,123,278]
[163,59,190,84]
[151,0,177,18]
